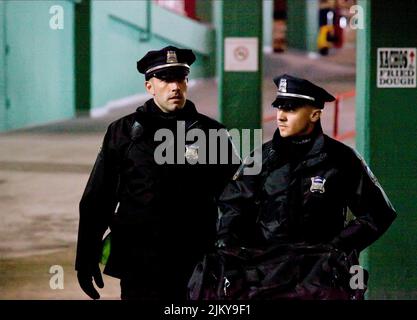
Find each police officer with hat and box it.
[272,74,335,109]
[214,74,397,299]
[75,46,239,300]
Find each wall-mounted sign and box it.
[377,48,416,88]
[225,37,258,72]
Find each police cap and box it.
[272,74,335,109]
[137,46,196,81]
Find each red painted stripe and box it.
[336,90,356,100]
[263,114,276,123]
[335,130,356,141]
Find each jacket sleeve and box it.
[331,150,397,253]
[75,124,121,271]
[216,147,264,247]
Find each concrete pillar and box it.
[286,0,319,53]
[214,0,262,142]
[75,0,91,113]
[263,0,274,52]
[0,1,6,131]
[356,0,417,299]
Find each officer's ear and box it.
[145,79,155,96]
[310,108,322,123]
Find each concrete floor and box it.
[0,49,355,299]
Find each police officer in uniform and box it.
[76,46,239,300]
[215,74,397,299]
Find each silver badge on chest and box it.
[185,144,199,162]
[310,176,326,193]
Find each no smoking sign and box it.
[234,46,249,61]
[225,37,258,72]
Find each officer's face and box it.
[145,77,188,112]
[276,105,321,137]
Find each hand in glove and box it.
[77,264,104,300]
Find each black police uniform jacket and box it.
[75,99,239,286]
[213,124,397,299]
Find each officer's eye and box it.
[165,77,187,83]
[282,102,304,112]
[282,106,296,112]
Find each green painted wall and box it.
[305,0,319,53]
[0,1,6,131]
[356,0,417,299]
[0,0,216,129]
[213,0,222,80]
[215,0,262,136]
[151,3,214,78]
[91,1,215,111]
[196,0,212,23]
[355,0,371,160]
[355,0,371,283]
[75,0,91,113]
[91,1,151,110]
[287,0,319,52]
[263,0,273,51]
[287,0,306,50]
[1,0,75,132]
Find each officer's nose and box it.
[169,81,181,91]
[276,109,287,122]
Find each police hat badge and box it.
[185,144,199,162]
[310,176,326,193]
[166,50,178,63]
[279,78,287,92]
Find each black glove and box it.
[77,264,104,300]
